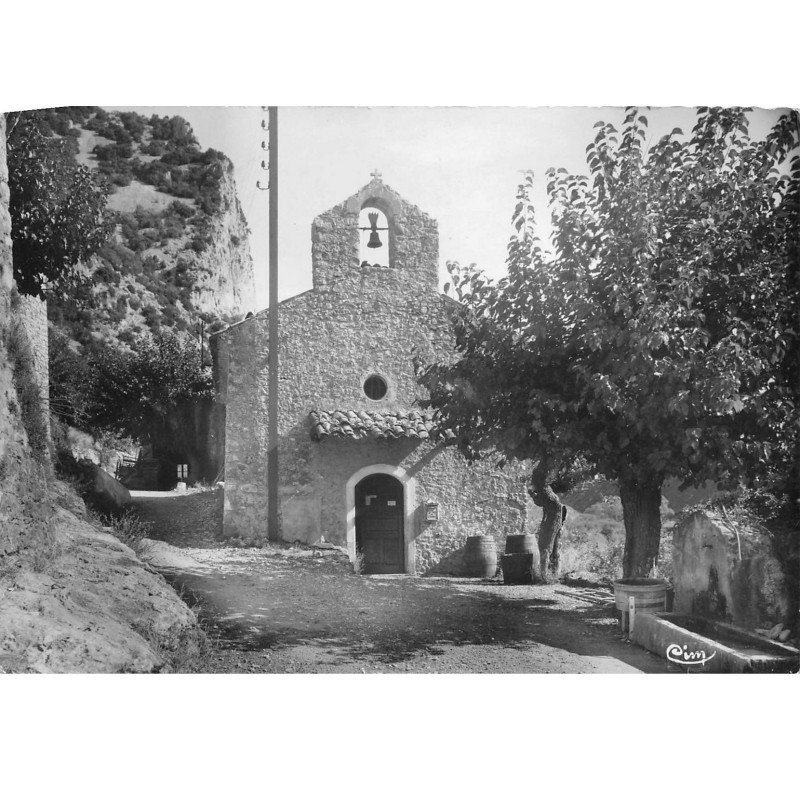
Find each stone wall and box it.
[672,511,791,629]
[10,291,50,453]
[311,178,439,297]
[215,177,534,573]
[0,116,54,559]
[314,437,531,574]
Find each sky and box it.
[115,106,788,312]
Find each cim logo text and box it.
[666,643,717,667]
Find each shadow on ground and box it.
[130,491,670,672]
[162,557,670,673]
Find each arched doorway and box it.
[355,473,405,574]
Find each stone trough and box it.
[630,612,799,673]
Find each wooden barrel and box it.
[464,535,498,578]
[501,552,535,584]
[504,534,537,555]
[613,578,669,633]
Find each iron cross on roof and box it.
[370,168,382,181]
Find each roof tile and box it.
[310,409,454,442]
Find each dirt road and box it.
[141,538,674,674]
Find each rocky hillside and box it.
[0,489,207,673]
[3,116,205,673]
[28,107,255,350]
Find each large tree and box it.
[419,107,799,579]
[89,333,214,483]
[5,110,111,298]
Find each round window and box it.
[363,374,388,400]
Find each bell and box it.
[367,212,383,248]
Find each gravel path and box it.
[141,540,674,674]
[129,489,223,547]
[131,491,676,673]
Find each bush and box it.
[173,259,194,289]
[148,115,197,147]
[102,509,153,556]
[143,139,167,157]
[170,200,194,218]
[94,142,133,161]
[142,305,162,330]
[119,112,146,142]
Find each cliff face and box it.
[19,107,257,352]
[188,160,254,318]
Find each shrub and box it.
[170,200,194,218]
[119,112,146,142]
[102,509,153,556]
[142,305,161,328]
[143,139,167,157]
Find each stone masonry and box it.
[0,116,53,558]
[213,175,534,574]
[11,292,50,450]
[673,511,792,629]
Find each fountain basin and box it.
[631,612,799,673]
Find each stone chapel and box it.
[212,174,535,574]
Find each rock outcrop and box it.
[187,159,254,318]
[22,107,257,352]
[86,463,132,514]
[0,503,205,673]
[2,114,205,673]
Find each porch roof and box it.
[309,409,455,442]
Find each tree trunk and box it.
[619,478,663,578]
[529,474,565,583]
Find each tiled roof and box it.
[310,409,455,442]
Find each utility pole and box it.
[267,106,279,542]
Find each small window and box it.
[363,374,388,400]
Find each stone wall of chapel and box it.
[215,179,534,572]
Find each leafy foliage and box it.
[5,112,112,298]
[88,333,213,470]
[419,107,800,577]
[48,326,96,429]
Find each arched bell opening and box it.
[358,205,391,268]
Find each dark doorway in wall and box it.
[355,473,404,574]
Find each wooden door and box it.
[355,474,404,574]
